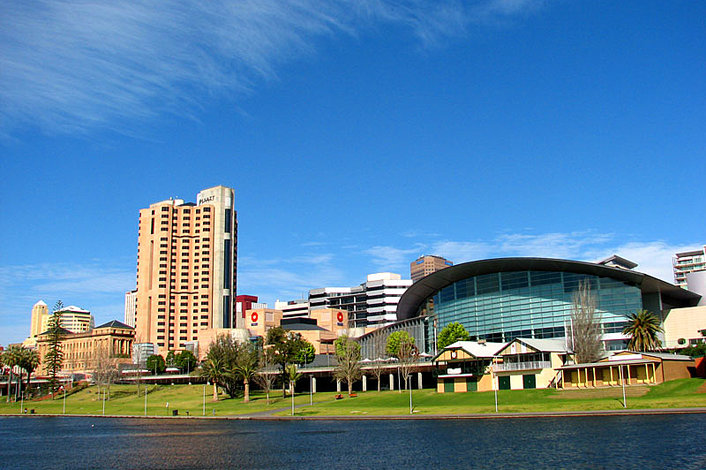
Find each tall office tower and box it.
[410,255,453,283]
[134,185,237,353]
[30,300,50,338]
[673,246,706,288]
[124,289,137,328]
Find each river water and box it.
[1,414,705,469]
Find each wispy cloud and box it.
[368,232,699,283]
[0,260,134,344]
[0,0,542,136]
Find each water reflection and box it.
[1,415,705,469]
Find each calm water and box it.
[1,415,705,469]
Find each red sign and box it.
[251,312,258,323]
[337,312,344,322]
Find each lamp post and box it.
[61,385,66,415]
[619,365,627,408]
[144,383,148,416]
[102,387,106,416]
[493,356,499,413]
[203,382,207,416]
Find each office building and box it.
[124,289,137,328]
[673,246,706,288]
[309,273,412,328]
[411,255,453,283]
[55,305,94,333]
[275,299,310,319]
[235,295,267,328]
[134,185,237,353]
[23,300,51,347]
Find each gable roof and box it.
[435,340,506,360]
[515,338,571,353]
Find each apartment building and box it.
[673,246,706,288]
[134,185,237,354]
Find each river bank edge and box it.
[3,407,706,421]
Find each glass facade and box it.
[431,271,642,342]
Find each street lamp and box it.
[203,382,207,416]
[492,356,499,413]
[60,385,66,414]
[144,383,148,416]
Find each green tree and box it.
[176,350,197,374]
[679,342,706,358]
[265,327,314,397]
[623,310,663,352]
[437,322,470,350]
[146,354,166,375]
[233,342,260,403]
[386,331,415,358]
[293,339,315,366]
[285,364,301,415]
[568,281,603,363]
[200,355,224,400]
[334,335,362,396]
[45,300,66,396]
[165,351,177,368]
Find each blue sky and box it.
[1,0,704,345]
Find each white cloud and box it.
[0,0,543,136]
[364,244,425,272]
[368,232,699,284]
[0,261,134,344]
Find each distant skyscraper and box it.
[124,289,137,328]
[134,185,237,353]
[30,300,49,338]
[410,255,453,283]
[673,246,706,288]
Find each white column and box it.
[362,375,367,392]
[336,380,341,392]
[389,374,395,391]
[418,372,423,390]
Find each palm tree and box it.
[233,344,259,404]
[623,310,663,352]
[16,348,40,394]
[199,356,225,401]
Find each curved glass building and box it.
[396,258,700,349]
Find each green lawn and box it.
[1,379,704,417]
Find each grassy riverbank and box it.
[1,378,704,417]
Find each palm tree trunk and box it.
[243,380,250,404]
[212,382,218,401]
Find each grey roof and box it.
[397,257,702,321]
[96,320,134,330]
[282,322,327,331]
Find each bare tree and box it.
[92,344,120,401]
[254,349,277,404]
[568,280,603,363]
[369,332,388,392]
[397,340,419,392]
[334,336,362,396]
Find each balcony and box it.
[494,360,551,372]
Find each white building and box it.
[55,305,94,333]
[673,246,706,288]
[309,273,412,328]
[124,289,137,328]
